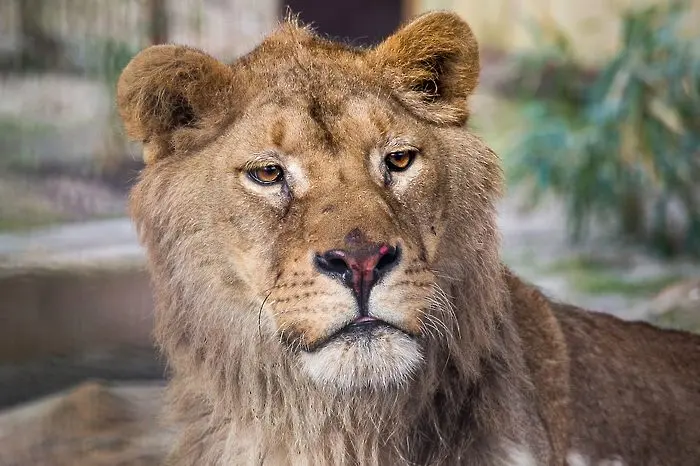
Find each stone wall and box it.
[0,0,280,175]
[0,0,279,61]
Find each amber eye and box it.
[248,165,284,185]
[384,150,416,172]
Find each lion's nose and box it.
[314,244,401,310]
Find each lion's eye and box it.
[384,150,416,172]
[248,165,284,185]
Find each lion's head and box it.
[118,11,510,462]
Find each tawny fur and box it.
[117,11,700,466]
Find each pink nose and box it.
[314,244,401,310]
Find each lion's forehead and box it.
[221,93,415,164]
[243,28,376,92]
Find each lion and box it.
[116,11,700,466]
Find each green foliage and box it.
[546,258,683,296]
[509,2,700,257]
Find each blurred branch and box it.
[147,0,169,45]
[506,1,700,257]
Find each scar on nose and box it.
[344,228,367,245]
[321,204,335,214]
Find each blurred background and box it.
[0,0,698,464]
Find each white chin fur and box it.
[299,329,423,392]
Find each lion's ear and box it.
[370,12,479,125]
[117,45,238,163]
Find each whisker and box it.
[258,292,271,341]
[417,308,450,341]
[431,283,461,339]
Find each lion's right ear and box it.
[117,45,238,164]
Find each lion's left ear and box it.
[369,12,479,125]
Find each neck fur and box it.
[161,291,530,466]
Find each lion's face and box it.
[208,94,449,389]
[119,13,501,393]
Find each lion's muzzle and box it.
[313,242,401,312]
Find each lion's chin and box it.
[299,324,423,392]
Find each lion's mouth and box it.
[307,316,411,352]
[349,316,379,326]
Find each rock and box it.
[646,279,700,333]
[0,380,172,466]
